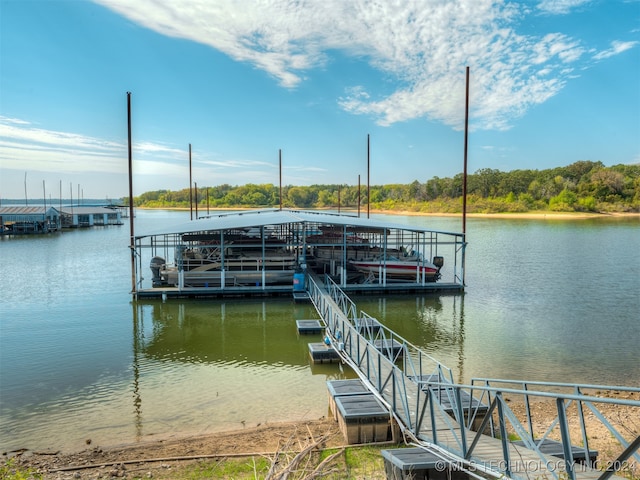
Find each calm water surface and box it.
[1,210,638,452]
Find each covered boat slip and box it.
[132,209,466,298]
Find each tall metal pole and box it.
[58,180,62,230]
[279,149,282,210]
[367,134,370,219]
[189,143,193,220]
[42,180,46,229]
[127,91,136,294]
[358,174,361,217]
[462,67,470,288]
[194,182,198,218]
[463,66,470,235]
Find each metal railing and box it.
[470,378,640,479]
[306,273,640,480]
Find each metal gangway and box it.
[306,273,640,480]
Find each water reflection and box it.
[132,295,469,381]
[132,304,143,441]
[126,297,344,445]
[133,298,322,367]
[124,294,467,446]
[453,295,465,382]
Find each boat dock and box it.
[0,205,123,235]
[308,274,640,480]
[132,208,466,299]
[134,279,464,299]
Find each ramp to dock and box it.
[305,273,640,480]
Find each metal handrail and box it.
[324,273,357,319]
[471,377,640,477]
[306,274,639,480]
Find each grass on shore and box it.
[163,446,387,480]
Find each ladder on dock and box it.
[305,273,640,480]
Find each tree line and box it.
[133,161,640,213]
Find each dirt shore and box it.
[3,418,346,479]
[367,209,640,219]
[138,205,640,220]
[4,390,638,480]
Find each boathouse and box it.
[58,206,123,228]
[132,209,466,298]
[0,206,61,234]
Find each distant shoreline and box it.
[136,206,640,220]
[372,209,640,219]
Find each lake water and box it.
[1,210,638,453]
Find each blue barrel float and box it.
[293,268,305,291]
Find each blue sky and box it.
[1,0,638,200]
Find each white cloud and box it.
[0,116,185,177]
[0,117,125,173]
[199,158,274,169]
[92,0,611,132]
[536,0,592,15]
[593,40,638,60]
[0,116,320,195]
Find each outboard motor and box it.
[432,256,444,281]
[150,256,166,287]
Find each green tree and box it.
[589,169,625,200]
[132,161,639,213]
[470,168,502,197]
[498,169,536,196]
[549,188,578,211]
[287,187,315,208]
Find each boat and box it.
[306,229,422,272]
[150,243,298,287]
[349,255,443,282]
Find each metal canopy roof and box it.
[135,208,461,239]
[58,207,120,215]
[0,206,60,216]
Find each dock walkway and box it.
[306,273,640,480]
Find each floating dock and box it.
[325,379,399,444]
[135,281,464,299]
[354,317,382,334]
[326,379,370,421]
[131,209,466,299]
[307,342,340,363]
[296,319,324,334]
[511,439,599,465]
[292,290,310,302]
[381,447,467,480]
[373,338,405,359]
[334,393,394,444]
